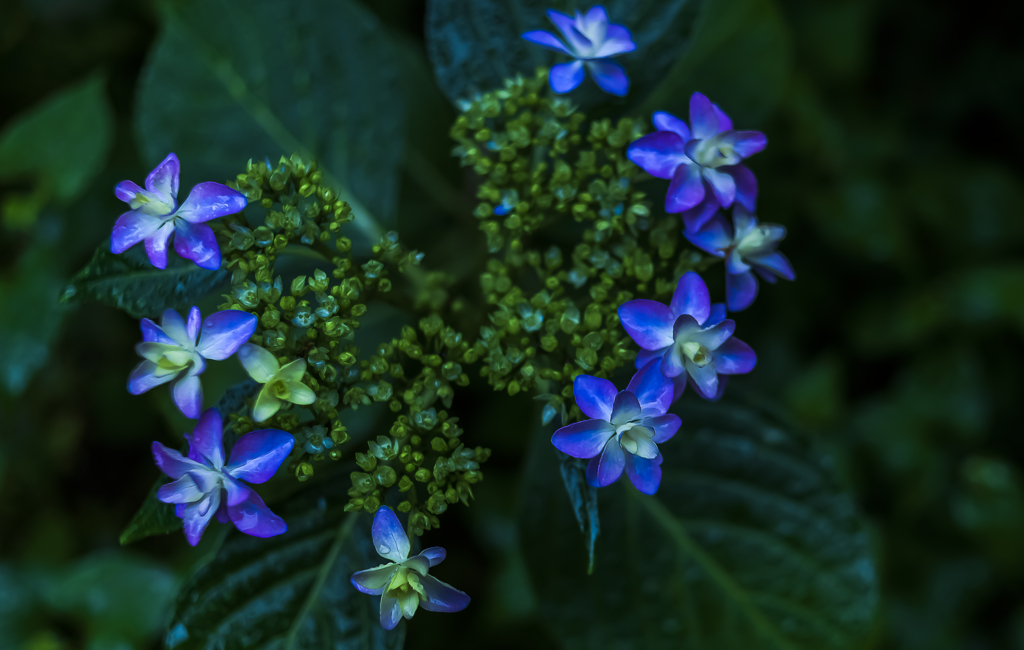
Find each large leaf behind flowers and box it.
[520,397,878,649]
[136,0,405,233]
[426,0,704,109]
[164,483,403,650]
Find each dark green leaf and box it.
[164,485,404,650]
[557,454,600,574]
[120,381,260,546]
[61,245,229,320]
[135,0,406,235]
[426,0,705,110]
[0,73,113,204]
[521,398,879,649]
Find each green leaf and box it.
[135,0,406,237]
[164,485,404,649]
[61,244,229,320]
[121,381,260,546]
[0,73,113,205]
[641,0,792,125]
[520,398,879,649]
[426,0,705,110]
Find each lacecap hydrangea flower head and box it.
[152,408,294,545]
[111,153,247,269]
[627,93,766,232]
[552,360,681,494]
[522,6,636,96]
[618,272,756,400]
[351,506,470,630]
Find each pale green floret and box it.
[681,340,711,367]
[238,343,316,422]
[735,224,785,257]
[688,133,743,169]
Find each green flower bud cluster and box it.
[344,314,490,536]
[451,69,717,421]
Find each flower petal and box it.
[145,153,180,201]
[419,575,471,613]
[175,182,247,224]
[225,429,294,483]
[633,347,664,370]
[551,419,615,458]
[252,388,281,423]
[690,319,735,351]
[623,453,663,495]
[172,374,203,419]
[693,374,728,401]
[380,594,402,631]
[685,358,719,398]
[713,104,733,132]
[684,213,731,256]
[646,414,681,443]
[156,474,203,504]
[572,374,617,420]
[617,299,675,350]
[723,164,758,211]
[152,441,207,479]
[670,272,711,324]
[184,306,202,342]
[547,9,591,54]
[160,309,190,345]
[521,30,570,55]
[196,310,258,360]
[724,130,767,158]
[418,547,446,567]
[372,506,410,562]
[586,60,629,96]
[223,475,251,507]
[127,360,178,394]
[238,343,279,382]
[652,111,691,140]
[351,564,396,595]
[689,92,719,140]
[626,131,687,180]
[188,408,225,468]
[629,430,660,459]
[284,380,316,405]
[626,359,674,416]
[666,163,705,213]
[702,168,737,208]
[549,60,585,93]
[227,490,287,538]
[705,303,727,327]
[610,390,641,425]
[173,220,221,270]
[182,490,220,546]
[593,25,636,57]
[140,318,175,344]
[726,270,759,311]
[586,438,625,487]
[680,194,721,233]
[748,251,795,281]
[144,222,174,269]
[277,358,307,382]
[110,211,164,254]
[661,345,685,378]
[714,337,757,375]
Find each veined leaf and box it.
[520,398,879,649]
[135,0,405,238]
[61,245,229,320]
[164,485,403,650]
[426,0,705,110]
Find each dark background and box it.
[1,0,1023,648]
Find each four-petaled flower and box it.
[111,153,247,270]
[552,360,681,494]
[152,408,293,545]
[522,6,636,96]
[627,93,766,232]
[618,272,756,399]
[685,206,795,311]
[351,506,470,630]
[129,307,257,418]
[237,343,316,422]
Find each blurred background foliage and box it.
[0,0,1022,648]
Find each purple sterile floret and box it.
[618,272,756,400]
[627,93,767,232]
[129,306,257,419]
[521,6,636,96]
[685,205,795,311]
[152,408,293,546]
[111,153,247,270]
[350,506,470,631]
[551,362,681,494]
